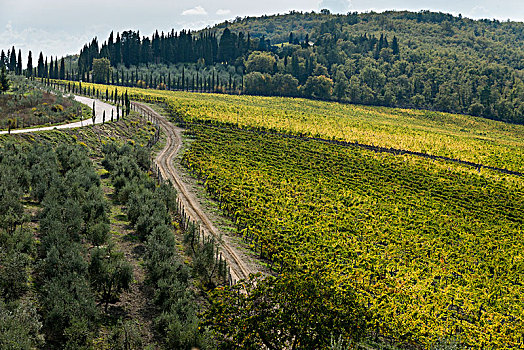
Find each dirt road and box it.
[132,101,260,284]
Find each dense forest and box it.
[2,10,523,122]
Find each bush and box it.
[0,299,43,349]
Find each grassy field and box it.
[0,76,90,130]
[0,113,158,156]
[56,81,524,173]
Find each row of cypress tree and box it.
[0,46,67,79]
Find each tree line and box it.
[78,27,262,75]
[3,10,523,124]
[72,10,523,123]
[0,46,66,80]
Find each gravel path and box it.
[132,101,262,284]
[0,95,120,135]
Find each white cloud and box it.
[318,0,351,14]
[182,5,208,16]
[467,6,490,19]
[0,24,95,58]
[216,9,231,15]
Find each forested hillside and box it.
[4,10,523,123]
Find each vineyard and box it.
[48,80,524,347]
[51,81,524,174]
[181,124,524,347]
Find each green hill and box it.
[61,10,524,124]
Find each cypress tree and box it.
[60,57,65,80]
[54,57,59,79]
[17,49,22,75]
[49,57,54,79]
[0,50,5,69]
[27,51,33,77]
[391,36,399,55]
[44,57,48,78]
[9,47,16,72]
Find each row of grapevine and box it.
[181,124,524,348]
[50,80,524,174]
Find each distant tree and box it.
[391,36,399,55]
[17,50,22,75]
[288,32,294,44]
[333,70,349,100]
[37,52,44,78]
[244,71,272,95]
[92,101,96,124]
[272,73,299,97]
[245,51,276,74]
[303,75,333,100]
[49,57,54,79]
[257,35,268,51]
[9,46,16,72]
[92,57,111,83]
[44,57,48,78]
[359,65,386,91]
[0,50,5,68]
[53,56,58,79]
[0,67,9,93]
[59,57,65,80]
[26,51,33,77]
[218,28,236,63]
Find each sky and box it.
[1,0,523,59]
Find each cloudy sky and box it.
[1,0,522,59]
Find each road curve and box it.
[0,95,120,135]
[132,101,257,284]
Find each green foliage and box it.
[244,71,272,95]
[89,243,133,311]
[0,249,31,301]
[102,142,215,349]
[205,270,368,349]
[92,57,111,84]
[0,299,44,349]
[0,66,9,93]
[246,51,276,74]
[31,144,107,346]
[74,11,524,123]
[302,74,333,99]
[0,176,25,233]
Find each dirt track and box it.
[132,101,259,284]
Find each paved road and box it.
[0,95,120,135]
